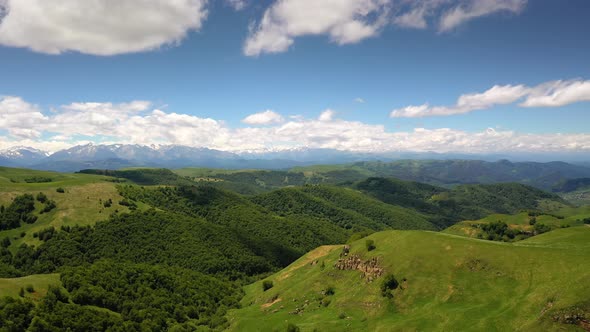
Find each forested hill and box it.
[293,159,590,190]
[174,159,590,193]
[0,167,572,330]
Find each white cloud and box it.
[0,0,208,55]
[318,109,336,122]
[0,96,48,138]
[244,0,529,56]
[439,0,527,32]
[242,110,284,125]
[226,0,246,11]
[1,96,589,154]
[391,78,590,118]
[520,79,590,108]
[243,0,390,56]
[354,97,366,103]
[393,6,428,29]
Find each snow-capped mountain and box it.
[2,143,588,172]
[45,143,240,163]
[0,146,49,166]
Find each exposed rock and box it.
[334,254,384,281]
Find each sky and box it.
[0,0,589,155]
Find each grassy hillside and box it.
[0,273,60,300]
[444,206,590,240]
[227,227,590,331]
[0,167,135,250]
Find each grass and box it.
[0,273,61,301]
[227,226,590,331]
[0,167,136,250]
[443,206,590,239]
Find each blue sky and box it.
[0,0,589,154]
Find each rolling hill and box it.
[0,166,586,331]
[227,226,590,331]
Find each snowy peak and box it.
[0,146,49,165]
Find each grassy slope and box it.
[0,167,133,249]
[444,206,590,238]
[227,227,590,332]
[0,273,61,300]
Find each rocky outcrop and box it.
[334,254,384,282]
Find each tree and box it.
[366,239,376,251]
[36,192,48,203]
[381,274,399,298]
[262,280,273,291]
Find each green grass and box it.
[444,206,590,239]
[0,167,137,250]
[0,273,60,301]
[227,227,590,331]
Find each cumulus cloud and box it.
[1,96,589,154]
[391,78,590,118]
[242,110,284,125]
[243,0,391,56]
[0,96,48,138]
[244,0,529,56]
[0,0,208,55]
[354,97,366,103]
[318,109,336,121]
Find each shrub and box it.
[0,237,10,248]
[366,239,376,251]
[19,287,25,297]
[534,223,551,235]
[41,200,57,213]
[381,274,399,298]
[529,217,537,225]
[104,199,113,208]
[287,323,300,332]
[324,286,335,296]
[36,192,48,203]
[338,312,346,319]
[56,187,65,193]
[262,280,273,291]
[25,285,35,293]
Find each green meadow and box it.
[227,226,590,331]
[0,167,132,249]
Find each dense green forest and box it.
[0,167,576,331]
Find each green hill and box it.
[227,226,590,331]
[294,159,590,190]
[0,166,586,331]
[252,185,436,231]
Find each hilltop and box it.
[227,227,590,331]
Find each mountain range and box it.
[2,143,590,174]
